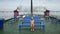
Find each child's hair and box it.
[31,17,34,20]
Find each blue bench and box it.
[20,16,44,24]
[49,16,56,21]
[9,18,15,24]
[19,24,44,30]
[19,16,45,30]
[56,19,60,24]
[20,19,44,24]
[49,16,60,24]
[0,18,5,28]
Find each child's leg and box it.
[32,24,34,31]
[30,24,32,31]
[31,24,34,29]
[30,24,34,31]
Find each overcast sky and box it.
[0,0,60,11]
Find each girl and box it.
[30,17,34,32]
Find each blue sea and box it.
[0,11,60,20]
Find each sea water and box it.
[0,11,60,20]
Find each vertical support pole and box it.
[31,0,33,16]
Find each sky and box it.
[0,0,60,11]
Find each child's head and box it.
[31,17,34,20]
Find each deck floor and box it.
[0,17,60,34]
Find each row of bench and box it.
[49,16,60,24]
[18,16,45,30]
[9,18,16,24]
